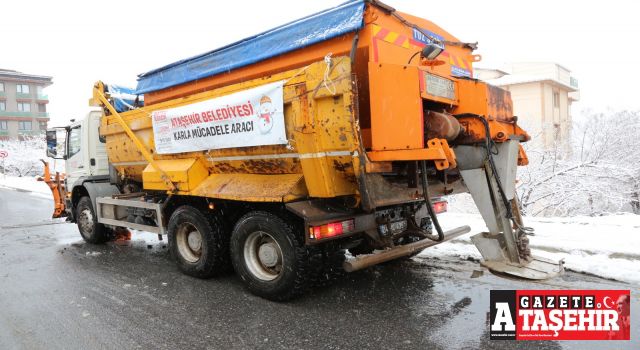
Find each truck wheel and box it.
[230,211,310,301]
[168,206,229,278]
[76,196,112,244]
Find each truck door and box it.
[87,111,109,176]
[65,124,85,188]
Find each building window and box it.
[0,101,5,111]
[18,102,31,112]
[18,121,32,130]
[17,84,30,94]
[553,91,560,108]
[0,82,4,92]
[0,121,7,130]
[38,103,46,112]
[37,86,43,95]
[39,121,47,130]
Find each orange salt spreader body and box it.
[45,0,562,301]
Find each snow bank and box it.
[0,175,53,199]
[419,212,640,284]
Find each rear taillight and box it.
[309,219,355,240]
[433,200,447,214]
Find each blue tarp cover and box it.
[135,0,365,94]
[107,84,144,113]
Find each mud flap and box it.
[471,233,564,280]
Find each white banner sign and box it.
[151,81,287,154]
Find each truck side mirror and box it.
[46,130,57,158]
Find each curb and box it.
[0,183,52,197]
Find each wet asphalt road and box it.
[0,187,638,350]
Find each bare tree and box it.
[0,136,46,177]
[517,110,640,216]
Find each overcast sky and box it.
[2,0,639,125]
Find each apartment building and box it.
[475,63,579,148]
[0,69,53,140]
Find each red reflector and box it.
[433,201,447,214]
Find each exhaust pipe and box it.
[343,225,471,272]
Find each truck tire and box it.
[168,205,229,278]
[76,196,112,244]
[230,211,311,301]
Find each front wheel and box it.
[76,196,112,244]
[230,211,311,301]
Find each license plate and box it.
[425,73,455,100]
[379,220,408,235]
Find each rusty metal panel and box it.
[101,57,362,202]
[142,158,208,192]
[452,79,529,144]
[293,57,359,198]
[486,84,514,122]
[190,173,305,202]
[368,62,423,151]
[453,80,514,122]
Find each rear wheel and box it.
[76,196,112,244]
[230,211,311,301]
[168,205,229,278]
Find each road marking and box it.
[0,221,68,230]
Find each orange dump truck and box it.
[46,0,562,300]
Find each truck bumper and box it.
[343,225,471,272]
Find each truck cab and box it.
[59,111,109,186]
[46,110,118,239]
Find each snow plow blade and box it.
[37,160,67,219]
[343,225,471,272]
[471,232,564,280]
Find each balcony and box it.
[18,130,42,136]
[0,111,33,117]
[36,112,49,118]
[570,77,579,89]
[15,93,32,100]
[0,91,5,98]
[0,130,8,136]
[569,90,580,102]
[36,94,49,101]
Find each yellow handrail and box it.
[92,82,177,192]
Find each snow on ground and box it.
[0,175,53,199]
[420,211,640,285]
